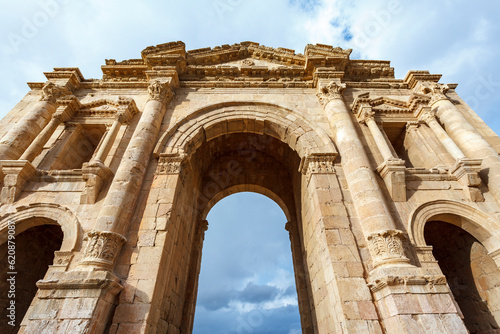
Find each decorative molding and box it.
[51,251,74,269]
[299,153,337,180]
[405,121,421,134]
[0,160,37,204]
[368,274,447,293]
[367,229,410,267]
[80,230,126,270]
[358,108,376,124]
[81,162,114,204]
[414,82,450,106]
[157,153,187,177]
[316,82,346,106]
[40,82,69,103]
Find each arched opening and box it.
[0,223,63,333]
[424,221,500,333]
[153,103,340,333]
[192,192,301,333]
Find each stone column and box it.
[419,107,466,160]
[181,220,208,334]
[316,81,409,268]
[358,108,406,201]
[19,96,79,162]
[0,82,66,160]
[358,109,394,161]
[80,80,174,270]
[80,98,137,204]
[90,98,136,165]
[419,82,500,202]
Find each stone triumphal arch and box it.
[1,41,500,333]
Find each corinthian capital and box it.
[419,108,437,124]
[416,82,450,105]
[358,108,376,124]
[367,229,410,267]
[148,80,173,104]
[80,230,127,270]
[41,82,68,103]
[316,82,346,106]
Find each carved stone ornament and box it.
[40,82,68,103]
[299,153,337,177]
[148,80,173,104]
[405,121,421,134]
[419,108,437,124]
[367,274,447,293]
[81,230,126,269]
[416,82,450,106]
[316,82,346,106]
[367,229,410,267]
[241,59,255,66]
[358,108,376,124]
[157,154,187,175]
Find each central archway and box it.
[147,101,364,333]
[193,192,301,333]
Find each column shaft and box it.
[366,118,394,161]
[94,81,173,239]
[432,97,500,201]
[20,116,61,162]
[92,119,121,163]
[422,111,466,160]
[317,82,409,267]
[0,100,56,160]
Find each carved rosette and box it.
[40,82,68,103]
[148,80,174,105]
[416,82,450,106]
[316,82,346,106]
[367,229,410,267]
[299,153,337,181]
[80,231,126,269]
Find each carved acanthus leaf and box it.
[416,82,450,106]
[316,82,346,106]
[41,82,69,103]
[81,231,126,268]
[367,229,409,266]
[148,80,173,104]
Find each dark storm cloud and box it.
[238,282,280,304]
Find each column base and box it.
[0,160,36,204]
[368,266,467,334]
[81,161,114,204]
[21,270,123,334]
[450,158,484,202]
[377,159,406,202]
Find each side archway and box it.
[0,203,82,251]
[408,199,500,255]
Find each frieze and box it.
[299,153,337,181]
[157,154,187,175]
[368,274,447,293]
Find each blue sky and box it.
[194,193,300,333]
[1,1,500,333]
